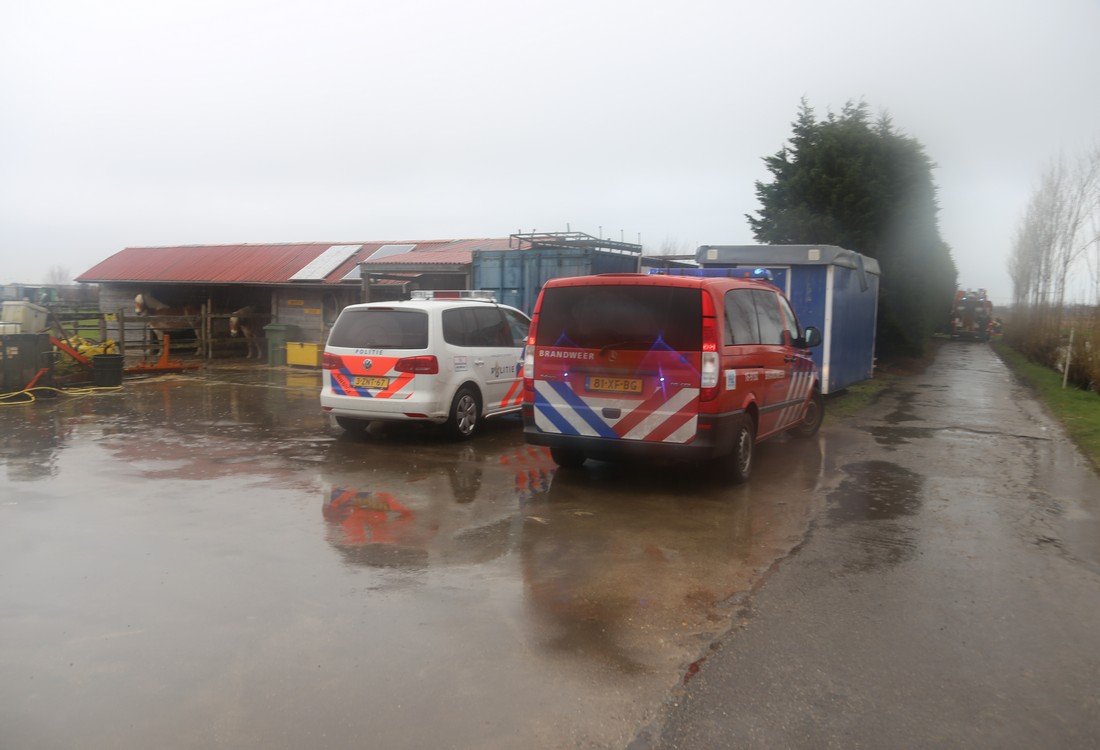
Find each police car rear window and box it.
[327,309,429,349]
[536,286,702,351]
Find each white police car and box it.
[320,291,530,439]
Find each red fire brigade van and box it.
[521,271,823,482]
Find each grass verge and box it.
[991,339,1100,469]
[823,376,895,421]
[823,338,942,423]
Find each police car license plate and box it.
[587,376,642,394]
[353,376,390,389]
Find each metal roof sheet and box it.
[77,238,516,285]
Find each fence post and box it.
[117,308,126,358]
[1062,328,1074,389]
[203,304,210,360]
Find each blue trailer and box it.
[696,244,881,394]
[471,246,640,315]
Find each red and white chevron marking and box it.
[776,368,815,428]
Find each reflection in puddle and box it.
[2,368,836,717]
[0,409,73,481]
[0,376,332,489]
[519,438,825,674]
[321,444,560,572]
[521,477,752,674]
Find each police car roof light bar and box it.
[410,290,498,302]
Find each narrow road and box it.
[650,341,1100,748]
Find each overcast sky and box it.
[2,0,1098,303]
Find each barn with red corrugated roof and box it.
[77,233,656,361]
[77,238,516,357]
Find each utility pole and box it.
[1062,328,1074,389]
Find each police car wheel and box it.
[335,416,371,435]
[790,389,824,438]
[550,446,586,468]
[445,387,481,440]
[723,415,754,484]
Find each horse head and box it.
[228,306,254,337]
[135,293,169,316]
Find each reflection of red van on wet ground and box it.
[521,272,823,482]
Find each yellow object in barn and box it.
[286,342,321,367]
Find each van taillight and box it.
[322,353,341,370]
[700,291,719,401]
[523,312,539,395]
[395,355,439,374]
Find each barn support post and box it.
[99,313,107,343]
[1063,328,1074,389]
[206,294,214,360]
[117,308,126,359]
[202,304,211,360]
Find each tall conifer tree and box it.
[749,100,957,358]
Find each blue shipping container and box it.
[471,248,639,315]
[696,244,881,394]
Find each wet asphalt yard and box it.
[2,342,1099,748]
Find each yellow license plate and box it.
[353,376,390,389]
[587,376,642,394]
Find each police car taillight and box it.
[395,355,439,374]
[322,353,341,370]
[523,313,539,395]
[523,347,534,380]
[700,291,719,401]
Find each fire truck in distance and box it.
[950,289,994,341]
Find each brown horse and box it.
[134,293,201,355]
[228,306,270,359]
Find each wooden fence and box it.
[50,306,265,361]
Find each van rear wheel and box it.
[550,446,586,468]
[789,388,823,439]
[720,414,754,484]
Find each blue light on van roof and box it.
[650,267,775,282]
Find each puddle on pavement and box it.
[829,461,923,522]
[826,460,925,572]
[1,369,838,747]
[883,390,922,424]
[869,425,937,448]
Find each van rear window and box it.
[536,286,701,351]
[327,309,429,349]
